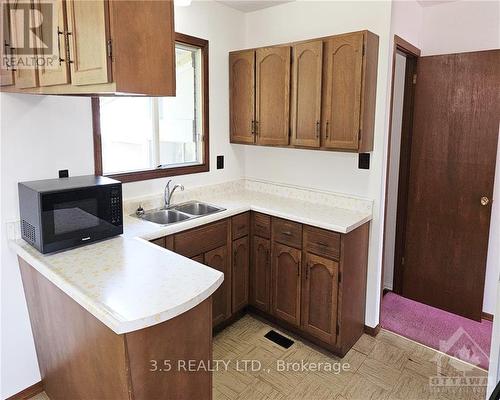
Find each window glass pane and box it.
[100,97,154,174]
[158,44,202,166]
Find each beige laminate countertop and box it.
[9,182,372,335]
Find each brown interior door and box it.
[256,46,291,146]
[402,50,500,320]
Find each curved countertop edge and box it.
[9,238,225,335]
[9,192,372,335]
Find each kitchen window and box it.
[92,33,209,183]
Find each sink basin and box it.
[140,209,191,225]
[172,201,225,216]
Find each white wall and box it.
[242,1,393,328]
[383,52,406,290]
[421,0,500,56]
[0,2,247,397]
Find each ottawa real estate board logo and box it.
[2,0,58,70]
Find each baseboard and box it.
[5,381,43,400]
[482,312,494,322]
[364,324,381,337]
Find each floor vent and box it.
[264,330,294,349]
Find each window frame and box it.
[92,32,209,183]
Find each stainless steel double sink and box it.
[134,201,225,226]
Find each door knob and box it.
[480,196,490,206]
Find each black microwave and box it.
[18,175,123,254]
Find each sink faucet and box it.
[164,180,184,209]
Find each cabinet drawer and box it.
[174,220,228,258]
[232,212,250,240]
[252,212,271,239]
[272,217,302,249]
[304,226,340,260]
[150,237,165,248]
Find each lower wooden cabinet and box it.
[301,253,339,344]
[205,245,230,327]
[232,236,249,313]
[250,235,271,312]
[149,212,369,357]
[271,242,301,327]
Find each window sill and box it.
[102,163,209,183]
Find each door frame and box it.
[380,35,420,307]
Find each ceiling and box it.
[217,0,294,13]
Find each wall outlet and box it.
[216,155,224,169]
[358,153,370,170]
[58,169,69,178]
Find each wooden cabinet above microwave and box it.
[229,30,379,153]
[1,0,176,96]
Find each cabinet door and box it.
[229,50,255,144]
[251,236,270,312]
[36,0,70,86]
[11,1,38,88]
[322,33,363,150]
[66,0,111,85]
[256,46,291,146]
[205,245,230,327]
[302,253,339,344]
[1,0,14,86]
[271,242,301,326]
[232,236,249,313]
[291,41,322,148]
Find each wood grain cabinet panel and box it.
[0,0,14,86]
[252,212,270,239]
[37,0,70,87]
[232,236,249,312]
[322,33,364,150]
[250,235,271,312]
[256,46,291,146]
[66,0,111,86]
[229,50,255,144]
[174,220,228,258]
[291,40,323,148]
[232,212,250,240]
[304,225,340,260]
[272,217,302,249]
[12,1,39,89]
[205,245,230,327]
[301,253,339,344]
[271,242,301,326]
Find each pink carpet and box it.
[381,292,492,370]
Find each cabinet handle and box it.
[316,241,329,247]
[282,231,292,236]
[306,263,310,280]
[256,223,266,229]
[316,121,320,139]
[255,121,259,136]
[7,43,16,71]
[57,28,65,65]
[251,120,255,135]
[266,249,270,266]
[64,31,74,64]
[325,121,330,139]
[297,260,301,276]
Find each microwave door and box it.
[41,187,120,250]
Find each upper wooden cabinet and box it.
[0,0,14,87]
[229,30,379,153]
[2,0,175,96]
[291,41,323,148]
[66,0,111,86]
[229,50,255,144]
[37,0,70,87]
[256,46,291,146]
